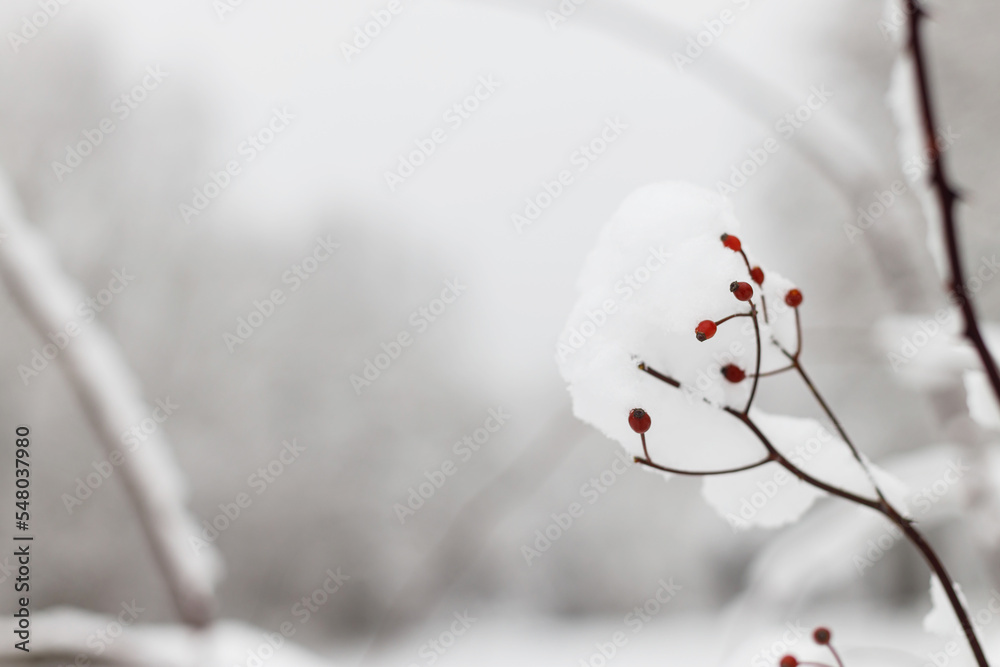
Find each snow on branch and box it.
[0,170,220,627]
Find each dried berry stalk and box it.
[629,234,989,667]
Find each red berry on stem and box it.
[785,288,803,308]
[779,656,798,667]
[628,408,651,434]
[730,281,753,302]
[721,233,742,252]
[695,320,717,342]
[722,364,746,383]
[750,266,765,285]
[813,627,831,645]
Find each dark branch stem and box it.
[637,362,680,389]
[753,364,795,378]
[744,300,762,414]
[723,407,883,512]
[895,8,994,662]
[633,454,773,477]
[635,354,987,665]
[907,0,1000,411]
[793,306,802,358]
[781,349,888,504]
[715,311,751,326]
[884,498,988,667]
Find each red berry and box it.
[730,281,753,302]
[813,627,831,645]
[750,266,765,285]
[721,233,742,252]
[779,656,798,667]
[785,288,803,308]
[721,364,745,383]
[695,320,717,342]
[628,408,651,434]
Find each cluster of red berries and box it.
[694,234,804,344]
[779,627,833,667]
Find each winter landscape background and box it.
[1,0,999,665]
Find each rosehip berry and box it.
[628,408,651,434]
[721,233,742,252]
[813,627,831,645]
[779,656,798,667]
[721,364,746,383]
[750,266,765,285]
[785,288,803,308]
[695,320,717,342]
[730,281,753,302]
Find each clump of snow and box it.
[557,184,800,474]
[885,9,947,280]
[558,182,900,529]
[965,370,1000,430]
[923,575,969,638]
[874,314,972,389]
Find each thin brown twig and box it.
[827,644,845,667]
[633,454,773,477]
[902,4,996,663]
[753,364,795,378]
[744,300,763,414]
[906,0,1000,409]
[638,302,989,666]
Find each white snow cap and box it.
[924,574,969,638]
[558,182,899,528]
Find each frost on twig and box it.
[0,171,219,627]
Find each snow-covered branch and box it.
[0,170,220,627]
